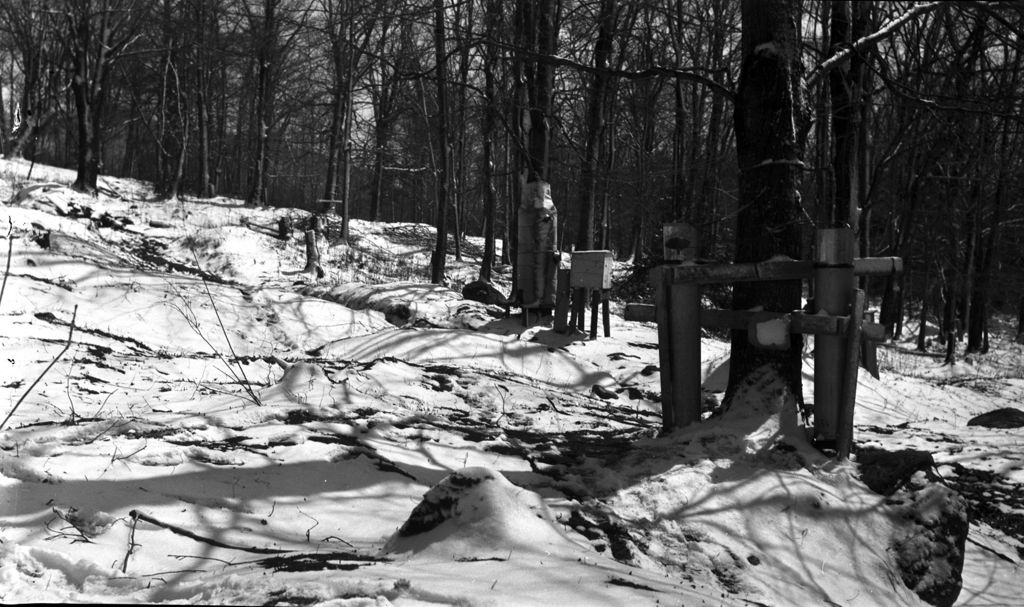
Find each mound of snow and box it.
[305,282,498,329]
[317,328,615,390]
[383,467,578,559]
[260,361,333,406]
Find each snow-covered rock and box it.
[383,467,577,559]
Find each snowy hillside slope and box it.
[1,157,1022,606]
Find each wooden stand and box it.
[812,228,855,445]
[567,251,613,339]
[648,225,900,457]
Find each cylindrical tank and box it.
[516,180,558,308]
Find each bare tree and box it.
[1,0,62,160]
[724,0,805,405]
[65,0,140,193]
[429,0,451,284]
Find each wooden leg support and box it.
[554,269,570,333]
[602,290,611,337]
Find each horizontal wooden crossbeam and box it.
[660,256,902,285]
[701,309,886,341]
[663,260,813,284]
[624,303,886,341]
[853,256,903,276]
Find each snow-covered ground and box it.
[1,157,1021,606]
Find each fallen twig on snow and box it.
[1,304,78,432]
[122,511,140,573]
[0,218,12,311]
[128,509,290,554]
[180,251,263,407]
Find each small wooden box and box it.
[570,250,613,289]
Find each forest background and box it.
[1,0,1023,360]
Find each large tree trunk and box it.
[479,0,501,283]
[369,116,389,222]
[196,84,213,197]
[829,1,866,229]
[323,83,345,203]
[671,77,687,221]
[1017,296,1024,344]
[510,0,558,306]
[725,0,805,406]
[916,265,929,352]
[451,0,473,263]
[246,0,277,207]
[429,0,450,284]
[526,0,556,184]
[194,0,214,198]
[968,114,1014,353]
[68,4,114,194]
[575,0,616,252]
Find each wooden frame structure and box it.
[645,228,901,459]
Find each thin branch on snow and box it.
[0,218,12,311]
[128,510,290,555]
[1,305,78,432]
[122,511,140,573]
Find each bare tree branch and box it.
[806,2,946,90]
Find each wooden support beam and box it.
[659,255,901,286]
[316,199,343,214]
[853,257,903,277]
[700,309,846,335]
[554,269,570,333]
[602,290,611,338]
[861,322,886,342]
[653,268,676,431]
[653,268,703,433]
[669,281,702,429]
[629,304,886,342]
[837,289,866,460]
[624,303,656,323]
[664,260,814,284]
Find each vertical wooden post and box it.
[861,310,879,379]
[590,289,599,339]
[654,224,702,432]
[671,279,702,428]
[602,289,611,337]
[837,288,865,460]
[813,228,855,445]
[655,267,702,433]
[574,289,586,330]
[653,267,676,431]
[554,268,570,333]
[568,292,578,329]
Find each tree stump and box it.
[277,216,292,241]
[303,230,324,279]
